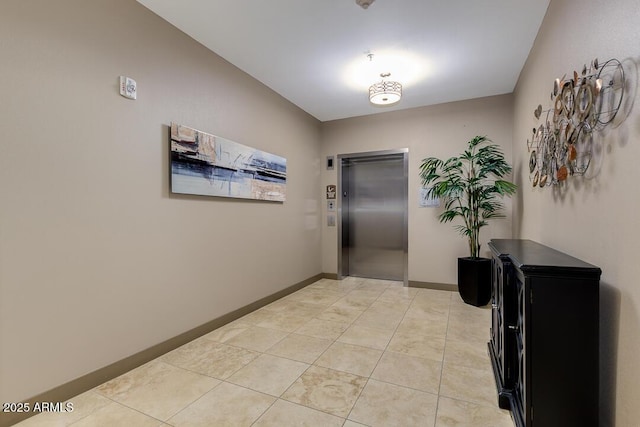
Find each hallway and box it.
[16,278,512,426]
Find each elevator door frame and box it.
[337,148,409,286]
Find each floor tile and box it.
[224,326,289,352]
[95,360,219,420]
[295,318,350,340]
[258,311,313,332]
[161,339,259,379]
[253,399,344,426]
[439,362,499,407]
[370,296,412,311]
[414,289,453,305]
[238,308,277,325]
[227,354,309,396]
[201,320,251,343]
[71,402,163,427]
[278,301,327,318]
[339,276,367,286]
[305,278,336,289]
[448,307,491,332]
[17,280,515,427]
[369,299,410,313]
[168,382,275,427]
[352,305,405,331]
[449,302,491,319]
[337,324,394,350]
[265,333,332,364]
[358,278,401,289]
[349,288,386,299]
[377,286,419,302]
[263,298,300,312]
[435,396,513,427]
[287,288,344,306]
[282,366,367,417]
[371,351,442,394]
[396,316,448,339]
[450,293,472,308]
[332,294,377,311]
[404,303,450,323]
[446,318,490,346]
[349,379,438,427]
[13,390,112,427]
[314,341,383,377]
[306,279,359,294]
[387,331,446,362]
[316,305,364,324]
[444,338,492,371]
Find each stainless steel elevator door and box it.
[341,153,407,281]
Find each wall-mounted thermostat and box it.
[119,76,137,99]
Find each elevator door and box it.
[340,152,407,282]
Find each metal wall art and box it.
[527,57,625,188]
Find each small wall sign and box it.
[326,185,336,199]
[419,187,440,208]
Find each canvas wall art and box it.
[170,122,286,202]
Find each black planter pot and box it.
[457,257,492,306]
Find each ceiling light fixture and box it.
[369,72,402,106]
[355,0,375,9]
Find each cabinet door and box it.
[529,276,599,426]
[490,256,503,372]
[502,259,516,389]
[490,254,514,410]
[512,273,527,426]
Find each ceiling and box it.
[137,0,550,122]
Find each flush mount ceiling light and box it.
[369,72,402,106]
[355,0,375,9]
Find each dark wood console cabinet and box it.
[488,239,600,427]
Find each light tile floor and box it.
[16,277,513,426]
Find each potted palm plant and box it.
[419,135,517,306]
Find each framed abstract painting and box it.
[170,122,286,202]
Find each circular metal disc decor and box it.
[529,150,537,173]
[595,59,625,127]
[527,57,627,189]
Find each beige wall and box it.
[512,0,640,424]
[0,0,321,402]
[320,95,515,284]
